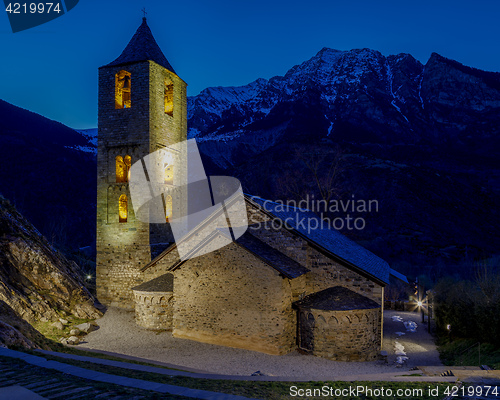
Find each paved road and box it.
[383,309,442,368]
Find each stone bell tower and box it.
[96,17,187,309]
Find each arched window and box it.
[164,78,173,116]
[116,156,126,183]
[115,70,131,109]
[165,195,172,222]
[119,194,128,223]
[124,155,132,181]
[164,164,174,185]
[116,155,131,183]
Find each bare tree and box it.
[276,144,346,206]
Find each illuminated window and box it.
[164,78,173,116]
[116,155,131,182]
[165,195,172,222]
[115,70,131,109]
[124,155,132,181]
[119,194,128,223]
[116,156,126,183]
[165,164,174,185]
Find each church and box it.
[96,18,406,361]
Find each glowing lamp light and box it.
[86,275,92,281]
[447,324,451,331]
[417,301,423,307]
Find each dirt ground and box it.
[76,307,442,378]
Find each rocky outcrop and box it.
[0,299,49,349]
[0,196,102,325]
[0,320,34,348]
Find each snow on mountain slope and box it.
[186,47,425,145]
[187,78,269,119]
[187,47,500,170]
[74,128,97,154]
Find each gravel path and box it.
[76,307,441,378]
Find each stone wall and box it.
[142,247,180,280]
[246,205,384,304]
[133,289,173,330]
[172,237,296,355]
[298,307,381,361]
[97,59,187,310]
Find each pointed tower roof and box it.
[104,18,176,74]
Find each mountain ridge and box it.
[187,47,500,154]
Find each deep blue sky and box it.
[1,0,499,129]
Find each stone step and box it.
[95,392,122,398]
[11,374,48,385]
[69,389,104,399]
[36,384,77,394]
[98,395,126,399]
[46,386,94,399]
[24,378,61,389]
[0,379,18,387]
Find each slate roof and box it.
[132,273,174,292]
[247,195,392,284]
[389,267,409,284]
[232,231,309,279]
[294,286,381,311]
[103,18,176,73]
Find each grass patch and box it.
[32,316,94,342]
[28,352,453,400]
[438,338,500,369]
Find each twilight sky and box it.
[0,0,499,129]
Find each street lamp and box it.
[417,299,425,323]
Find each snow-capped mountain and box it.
[188,48,500,167]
